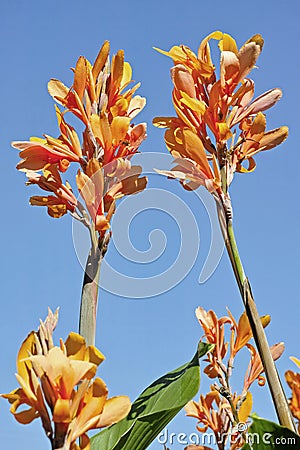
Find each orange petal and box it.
[259,126,288,151]
[96,396,131,428]
[74,56,88,101]
[183,129,212,176]
[92,40,110,81]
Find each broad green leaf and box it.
[91,342,213,450]
[242,414,300,449]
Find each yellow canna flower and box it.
[1,310,131,450]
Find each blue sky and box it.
[1,1,299,449]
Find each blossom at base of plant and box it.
[1,309,131,450]
[185,307,284,449]
[285,357,300,433]
[12,41,148,234]
[153,31,288,194]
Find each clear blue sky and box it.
[1,1,299,449]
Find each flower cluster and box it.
[1,310,131,450]
[13,41,147,235]
[185,307,284,449]
[154,32,287,195]
[285,357,300,433]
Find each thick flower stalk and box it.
[185,307,284,449]
[13,41,147,345]
[1,309,131,450]
[153,31,295,430]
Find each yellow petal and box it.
[198,30,223,59]
[17,332,36,382]
[53,398,71,423]
[238,391,253,423]
[85,346,105,366]
[219,33,238,54]
[65,332,86,360]
[180,91,206,114]
[111,116,131,143]
[217,122,232,141]
[290,357,300,368]
[261,315,271,328]
[154,45,189,61]
[90,114,103,141]
[110,97,128,117]
[120,61,132,90]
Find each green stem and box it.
[79,245,102,346]
[79,231,110,346]
[224,216,296,432]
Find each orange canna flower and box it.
[26,165,77,218]
[154,31,288,192]
[189,307,283,449]
[76,158,147,232]
[185,387,232,445]
[1,310,131,450]
[47,41,147,165]
[285,357,300,433]
[14,41,147,233]
[243,342,285,392]
[227,309,270,357]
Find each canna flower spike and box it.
[154,33,295,431]
[12,41,147,236]
[187,307,284,449]
[1,309,131,450]
[154,31,288,194]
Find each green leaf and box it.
[91,342,213,450]
[242,414,300,449]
